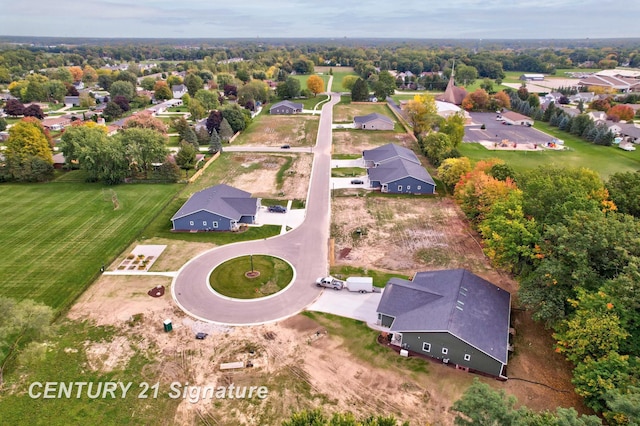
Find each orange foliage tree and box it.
[607,104,635,122]
[69,66,83,82]
[306,75,325,97]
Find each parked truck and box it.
[315,276,344,290]
[345,277,375,293]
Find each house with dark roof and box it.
[353,113,394,130]
[362,143,436,194]
[377,269,511,379]
[367,158,436,194]
[362,143,420,168]
[170,184,260,232]
[270,100,303,114]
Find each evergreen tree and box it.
[351,78,369,102]
[209,129,222,154]
[218,118,234,142]
[543,102,556,122]
[180,126,199,149]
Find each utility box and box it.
[400,349,409,357]
[163,319,173,332]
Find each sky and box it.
[1,0,639,40]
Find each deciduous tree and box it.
[437,157,472,191]
[175,141,197,178]
[109,80,135,101]
[3,118,53,181]
[123,111,168,134]
[306,75,324,97]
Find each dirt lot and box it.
[330,195,589,415]
[333,103,396,123]
[222,153,312,200]
[235,115,319,147]
[333,131,416,155]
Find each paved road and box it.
[171,92,341,325]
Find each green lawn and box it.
[209,255,293,299]
[289,73,331,92]
[329,70,359,92]
[0,182,180,313]
[331,167,366,178]
[459,122,640,178]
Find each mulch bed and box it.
[148,285,165,298]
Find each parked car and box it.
[350,179,364,185]
[280,144,291,149]
[268,205,287,213]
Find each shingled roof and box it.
[367,158,435,187]
[436,76,468,105]
[171,184,258,222]
[353,112,394,126]
[377,269,511,363]
[362,143,420,166]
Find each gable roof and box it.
[367,158,435,187]
[172,84,187,92]
[618,123,640,139]
[171,184,257,222]
[501,111,532,122]
[436,76,468,105]
[362,143,420,165]
[270,100,303,111]
[353,112,393,126]
[377,269,511,363]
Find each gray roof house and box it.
[353,113,394,130]
[362,143,420,168]
[172,84,188,99]
[367,157,436,194]
[171,184,260,232]
[270,100,303,115]
[377,269,511,379]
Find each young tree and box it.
[123,111,168,134]
[351,78,370,102]
[175,141,197,178]
[306,75,325,97]
[208,128,222,154]
[218,118,234,142]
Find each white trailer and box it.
[345,277,374,293]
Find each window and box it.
[212,221,218,228]
[406,185,411,190]
[422,342,431,352]
[203,221,207,226]
[442,348,448,355]
[397,185,402,191]
[464,354,471,361]
[417,186,422,190]
[189,221,194,226]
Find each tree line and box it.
[436,153,640,423]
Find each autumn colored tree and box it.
[479,190,540,273]
[463,89,490,111]
[3,118,54,181]
[404,94,438,136]
[306,75,325,97]
[341,75,359,91]
[4,99,25,116]
[607,104,635,122]
[23,104,45,119]
[82,65,98,83]
[590,98,611,111]
[68,66,83,82]
[123,111,168,134]
[491,91,511,110]
[572,352,632,412]
[554,289,629,365]
[437,157,472,191]
[153,81,172,101]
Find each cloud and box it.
[1,0,639,38]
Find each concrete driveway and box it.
[172,92,341,325]
[306,288,383,326]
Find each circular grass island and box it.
[209,255,294,299]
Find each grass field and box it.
[459,121,640,178]
[333,102,398,124]
[209,255,293,298]
[0,182,180,313]
[289,73,330,91]
[235,113,319,147]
